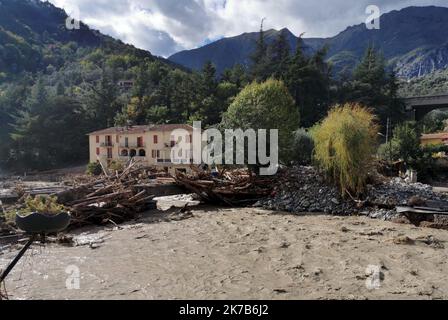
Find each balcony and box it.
[100,142,114,147]
[156,159,172,164]
[119,143,146,148]
[119,156,147,162]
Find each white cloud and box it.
[48,0,448,57]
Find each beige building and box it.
[88,124,194,174]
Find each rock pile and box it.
[257,166,355,215]
[256,166,448,221]
[362,178,448,220]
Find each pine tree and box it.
[351,45,388,107]
[386,70,405,124]
[201,61,217,96]
[348,45,402,128]
[250,19,270,81]
[285,44,331,127]
[268,29,291,79]
[86,68,122,127]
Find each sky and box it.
[49,0,448,58]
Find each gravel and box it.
[255,166,448,221]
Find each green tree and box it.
[250,20,270,81]
[267,29,291,79]
[292,128,314,165]
[420,110,448,133]
[285,45,330,127]
[85,68,122,127]
[221,79,300,163]
[200,61,217,96]
[133,60,152,99]
[8,96,90,170]
[345,46,404,128]
[389,121,421,164]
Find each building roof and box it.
[421,132,448,140]
[88,124,193,136]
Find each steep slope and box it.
[169,28,307,75]
[0,0,181,82]
[323,6,448,77]
[169,6,448,79]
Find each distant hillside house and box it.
[420,132,448,146]
[117,80,134,90]
[88,124,194,175]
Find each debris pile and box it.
[174,167,275,206]
[256,166,448,225]
[361,178,448,220]
[256,166,355,215]
[56,163,158,228]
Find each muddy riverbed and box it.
[1,206,448,300]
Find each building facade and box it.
[420,132,448,146]
[88,124,194,174]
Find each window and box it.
[116,135,119,143]
[152,150,160,159]
[96,136,99,143]
[137,137,144,147]
[125,137,129,148]
[96,148,100,156]
[153,135,158,144]
[107,148,113,159]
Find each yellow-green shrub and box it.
[108,160,124,173]
[86,162,102,176]
[20,195,66,216]
[312,103,378,196]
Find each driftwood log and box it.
[54,161,158,228]
[174,167,274,206]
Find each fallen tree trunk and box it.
[173,168,274,206]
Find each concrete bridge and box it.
[404,94,448,120]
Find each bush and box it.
[19,195,66,216]
[377,140,400,161]
[292,128,314,165]
[312,103,378,196]
[86,162,102,176]
[108,160,124,172]
[421,109,448,134]
[388,121,421,164]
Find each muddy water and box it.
[1,207,448,300]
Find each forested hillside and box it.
[399,68,448,97]
[0,0,405,172]
[0,0,238,171]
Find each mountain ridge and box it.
[169,5,448,79]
